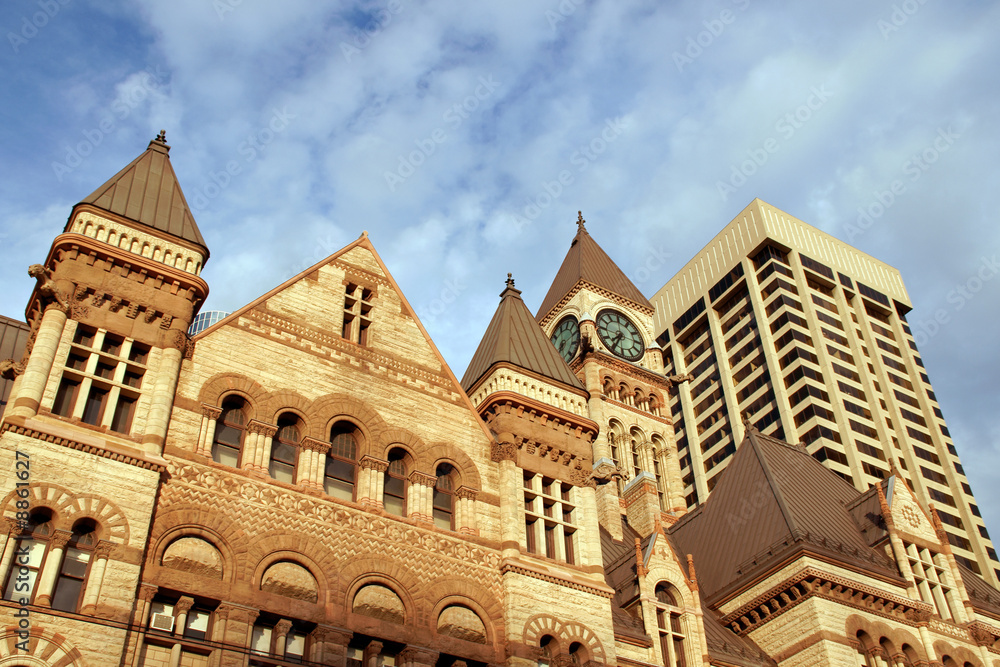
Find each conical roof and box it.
[72,132,209,256]
[461,275,585,393]
[536,212,651,322]
[669,428,900,602]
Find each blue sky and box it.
[1,1,998,561]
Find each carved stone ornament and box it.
[144,308,158,323]
[359,456,389,472]
[970,625,995,646]
[167,328,188,352]
[490,440,517,463]
[0,359,25,380]
[28,264,71,312]
[590,460,621,484]
[109,296,124,312]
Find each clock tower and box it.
[535,213,686,539]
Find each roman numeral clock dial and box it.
[595,309,644,362]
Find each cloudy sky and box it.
[1,1,998,557]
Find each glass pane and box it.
[62,548,90,577]
[123,369,144,388]
[270,460,295,484]
[66,352,89,370]
[52,378,80,417]
[95,360,116,379]
[325,477,354,501]
[101,335,123,355]
[330,432,357,458]
[271,442,297,465]
[215,423,242,447]
[327,457,354,482]
[110,395,137,433]
[74,326,95,347]
[286,632,306,657]
[384,475,404,496]
[128,343,150,364]
[213,443,240,467]
[251,625,272,654]
[81,386,109,425]
[384,495,404,516]
[51,576,84,612]
[434,508,452,530]
[433,490,452,511]
[185,609,210,639]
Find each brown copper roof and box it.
[960,563,1000,620]
[846,483,890,546]
[669,429,900,604]
[0,314,31,421]
[701,605,777,667]
[72,133,209,255]
[535,213,652,323]
[600,520,653,647]
[461,275,585,392]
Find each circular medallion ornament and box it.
[550,316,580,363]
[595,310,644,361]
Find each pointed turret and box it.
[536,212,651,324]
[72,131,209,258]
[462,274,584,393]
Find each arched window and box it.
[2,508,53,603]
[655,582,686,667]
[270,413,301,484]
[213,395,248,466]
[51,519,98,612]
[384,449,409,516]
[630,427,644,482]
[855,631,875,667]
[538,635,556,667]
[325,421,359,501]
[900,645,919,667]
[433,463,457,530]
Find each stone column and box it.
[359,457,388,510]
[311,626,352,666]
[142,330,186,454]
[408,472,436,524]
[456,487,478,535]
[169,596,196,667]
[80,541,113,614]
[211,604,236,667]
[33,530,70,607]
[398,647,439,667]
[274,618,294,657]
[11,301,67,417]
[364,640,383,667]
[241,424,262,473]
[196,405,222,457]
[491,438,520,556]
[575,482,603,573]
[255,423,278,473]
[123,585,159,667]
[300,439,331,491]
[0,518,22,579]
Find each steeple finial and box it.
[155,130,167,144]
[577,211,586,230]
[506,272,515,288]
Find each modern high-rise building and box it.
[651,198,1000,588]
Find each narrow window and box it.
[325,422,359,500]
[433,464,457,530]
[270,414,301,483]
[384,449,408,516]
[212,395,248,467]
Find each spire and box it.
[461,274,584,393]
[72,133,209,256]
[535,211,651,322]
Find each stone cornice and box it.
[2,419,167,474]
[478,392,599,440]
[598,395,672,425]
[576,350,671,388]
[500,560,614,599]
[720,566,934,636]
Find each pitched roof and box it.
[669,428,900,603]
[960,563,1000,620]
[701,605,777,667]
[72,133,209,255]
[535,213,651,323]
[461,275,585,392]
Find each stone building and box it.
[0,136,997,666]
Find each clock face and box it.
[596,310,644,361]
[550,316,580,363]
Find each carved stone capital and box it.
[165,328,188,352]
[408,471,437,487]
[49,530,71,550]
[398,646,439,667]
[301,437,331,454]
[201,404,223,420]
[590,459,621,484]
[311,625,353,645]
[108,296,124,312]
[455,486,478,501]
[138,585,159,602]
[969,624,995,646]
[490,440,518,463]
[247,420,278,438]
[359,456,388,472]
[93,540,115,559]
[174,596,195,614]
[274,618,294,637]
[29,264,71,313]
